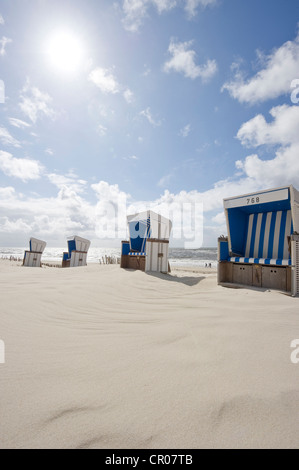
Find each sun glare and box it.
[46,31,84,74]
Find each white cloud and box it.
[0,127,21,148]
[0,186,15,198]
[164,39,217,81]
[185,0,217,17]
[158,173,173,188]
[8,118,31,129]
[89,67,120,94]
[45,148,54,156]
[140,107,161,126]
[212,211,226,225]
[121,0,149,32]
[153,0,177,13]
[122,0,177,32]
[47,173,87,194]
[0,14,4,25]
[237,105,299,148]
[0,151,43,181]
[0,183,96,243]
[123,155,139,161]
[240,145,299,189]
[235,104,299,188]
[121,0,217,31]
[179,123,191,137]
[222,33,299,104]
[89,68,134,104]
[98,124,107,136]
[124,88,134,103]
[66,169,79,178]
[19,80,56,123]
[0,36,12,56]
[92,180,129,201]
[0,217,32,234]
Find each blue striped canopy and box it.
[244,210,292,260]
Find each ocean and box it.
[0,247,218,268]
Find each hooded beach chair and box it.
[62,236,91,268]
[23,238,46,267]
[218,185,299,295]
[121,210,172,273]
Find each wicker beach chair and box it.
[218,185,299,296]
[23,238,47,267]
[62,236,91,268]
[121,211,172,274]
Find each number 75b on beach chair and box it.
[62,236,91,268]
[23,238,47,267]
[218,185,299,296]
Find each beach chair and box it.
[218,185,299,295]
[23,238,46,267]
[62,236,91,268]
[121,211,172,273]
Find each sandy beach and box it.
[0,259,298,449]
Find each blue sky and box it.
[0,0,299,247]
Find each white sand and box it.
[0,259,298,449]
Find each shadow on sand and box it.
[147,271,205,287]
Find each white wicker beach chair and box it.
[62,236,91,268]
[23,238,47,267]
[121,211,172,273]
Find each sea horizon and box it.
[0,246,218,268]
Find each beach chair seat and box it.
[228,257,291,266]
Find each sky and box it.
[0,0,299,247]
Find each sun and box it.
[46,31,84,74]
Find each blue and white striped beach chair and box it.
[23,238,47,267]
[218,185,299,295]
[121,211,172,273]
[62,236,91,268]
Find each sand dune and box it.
[0,259,298,449]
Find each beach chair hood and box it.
[127,210,172,253]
